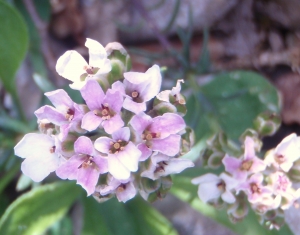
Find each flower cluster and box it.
[192,114,300,230]
[14,38,194,202]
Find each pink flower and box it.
[56,38,111,90]
[56,136,108,196]
[95,174,136,202]
[130,112,185,160]
[222,136,266,182]
[94,127,141,180]
[141,152,194,180]
[34,89,86,141]
[14,133,61,182]
[80,80,124,134]
[268,171,300,210]
[112,64,162,114]
[238,173,272,203]
[192,173,239,204]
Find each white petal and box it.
[85,38,107,67]
[14,133,54,159]
[56,50,87,82]
[191,173,219,185]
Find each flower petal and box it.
[150,113,185,138]
[85,38,107,67]
[81,111,102,132]
[116,142,141,172]
[112,127,130,142]
[151,134,181,156]
[94,137,112,154]
[108,155,130,180]
[77,165,100,196]
[56,50,87,82]
[74,136,94,155]
[80,80,105,110]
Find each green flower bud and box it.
[253,112,281,137]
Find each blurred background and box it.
[1,0,300,234]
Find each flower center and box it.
[217,181,225,191]
[83,65,100,75]
[131,90,139,99]
[109,140,127,154]
[117,184,126,192]
[142,131,161,141]
[65,108,75,121]
[154,161,168,173]
[93,103,114,120]
[49,146,56,153]
[78,155,97,169]
[275,154,285,164]
[250,183,261,194]
[240,160,253,171]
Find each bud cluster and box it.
[192,113,300,230]
[14,38,194,203]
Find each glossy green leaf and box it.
[0,182,82,235]
[0,1,28,93]
[191,71,281,140]
[82,196,178,235]
[171,168,293,235]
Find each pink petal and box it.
[80,80,105,110]
[150,113,185,138]
[151,134,181,156]
[123,98,146,114]
[112,127,130,142]
[104,89,123,113]
[116,182,136,202]
[45,89,74,110]
[94,137,112,154]
[137,143,152,161]
[56,154,85,180]
[35,106,67,125]
[92,156,108,173]
[130,112,152,134]
[77,166,100,196]
[102,114,124,134]
[81,111,102,131]
[74,136,94,155]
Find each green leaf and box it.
[82,196,178,235]
[0,162,20,194]
[171,169,293,235]
[0,1,28,94]
[197,71,281,140]
[0,182,82,235]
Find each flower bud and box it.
[105,42,131,85]
[253,112,281,137]
[180,127,195,155]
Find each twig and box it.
[23,0,60,87]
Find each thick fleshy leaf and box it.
[0,182,81,235]
[0,1,28,94]
[186,71,281,140]
[82,196,178,235]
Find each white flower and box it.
[56,38,111,90]
[192,173,238,204]
[264,133,300,172]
